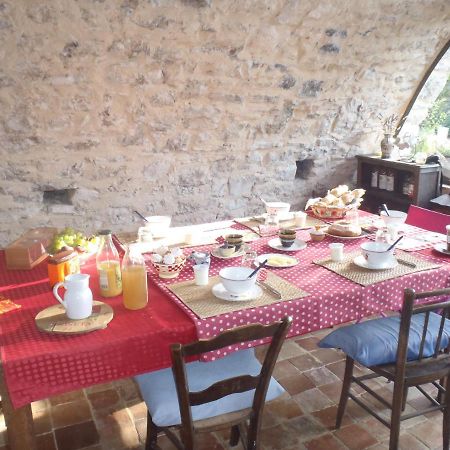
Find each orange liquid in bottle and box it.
[98,260,122,297]
[122,265,148,309]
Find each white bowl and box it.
[360,241,395,269]
[144,216,171,238]
[265,202,291,216]
[219,267,257,295]
[380,210,407,227]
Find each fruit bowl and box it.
[151,256,186,279]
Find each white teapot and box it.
[53,273,93,320]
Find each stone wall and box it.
[0,0,449,245]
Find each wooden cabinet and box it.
[356,155,441,213]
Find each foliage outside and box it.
[415,74,450,157]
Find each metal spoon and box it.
[381,204,390,217]
[387,235,404,251]
[247,259,268,279]
[134,210,149,222]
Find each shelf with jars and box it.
[356,155,441,213]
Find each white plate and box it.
[255,253,299,268]
[434,243,450,256]
[325,231,368,240]
[353,255,398,270]
[268,238,307,252]
[211,248,245,259]
[212,283,263,302]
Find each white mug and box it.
[53,273,93,320]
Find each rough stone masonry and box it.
[0,0,448,245]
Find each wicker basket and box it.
[310,205,349,219]
[151,257,186,279]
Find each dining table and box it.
[1,211,449,450]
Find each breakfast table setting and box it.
[1,185,450,450]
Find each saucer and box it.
[434,243,450,256]
[211,248,245,259]
[353,255,398,270]
[212,283,263,302]
[268,238,307,252]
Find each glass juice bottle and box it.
[96,230,122,297]
[122,244,148,310]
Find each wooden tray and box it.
[35,301,113,335]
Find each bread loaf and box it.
[327,220,362,237]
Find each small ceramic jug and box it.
[53,273,93,320]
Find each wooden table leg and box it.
[0,364,37,450]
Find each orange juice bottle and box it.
[96,230,122,297]
[121,244,148,310]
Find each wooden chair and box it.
[320,288,450,450]
[135,317,292,450]
[405,205,449,234]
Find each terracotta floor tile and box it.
[273,359,301,379]
[409,418,444,448]
[54,421,99,450]
[260,423,300,449]
[51,399,92,429]
[95,409,140,448]
[87,389,122,413]
[312,405,352,430]
[36,432,56,450]
[49,391,85,406]
[114,378,142,404]
[397,432,430,450]
[264,395,304,421]
[326,360,347,379]
[304,433,346,450]
[290,353,322,371]
[277,339,306,361]
[304,366,340,387]
[293,388,334,413]
[295,336,320,351]
[318,381,345,403]
[334,423,378,450]
[285,415,328,443]
[127,401,148,421]
[279,372,315,395]
[33,408,53,434]
[310,348,345,365]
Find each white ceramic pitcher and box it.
[53,273,93,320]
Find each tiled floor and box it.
[0,326,445,450]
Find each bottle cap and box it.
[98,229,112,235]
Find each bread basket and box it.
[310,205,350,219]
[151,256,186,279]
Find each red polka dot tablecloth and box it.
[150,221,450,361]
[0,253,196,409]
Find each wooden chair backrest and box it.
[170,317,292,450]
[395,288,450,381]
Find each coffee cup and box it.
[218,244,235,257]
[225,234,244,250]
[278,229,296,248]
[360,241,395,269]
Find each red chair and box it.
[405,205,450,234]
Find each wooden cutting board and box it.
[35,301,113,335]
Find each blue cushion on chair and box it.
[319,313,450,367]
[135,348,285,427]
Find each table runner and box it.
[167,272,308,319]
[234,214,325,236]
[151,225,450,361]
[0,253,196,408]
[314,251,442,286]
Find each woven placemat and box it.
[167,272,309,319]
[314,251,442,287]
[234,215,325,235]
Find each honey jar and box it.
[47,250,80,287]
